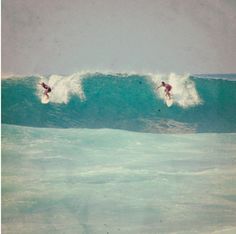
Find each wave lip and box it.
[193,73,236,81]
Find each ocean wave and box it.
[35,72,202,108]
[2,72,236,133]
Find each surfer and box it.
[39,82,51,99]
[157,81,172,99]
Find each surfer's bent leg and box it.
[44,88,51,98]
[44,91,49,98]
[165,87,172,99]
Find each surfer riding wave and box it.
[39,82,52,99]
[157,81,172,99]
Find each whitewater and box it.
[2,72,236,234]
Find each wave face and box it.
[2,72,236,133]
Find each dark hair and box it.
[161,81,165,85]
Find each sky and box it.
[2,0,236,76]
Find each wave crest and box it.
[38,72,86,104]
[149,73,202,108]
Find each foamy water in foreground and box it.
[2,124,236,234]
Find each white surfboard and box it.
[165,97,173,107]
[41,95,50,104]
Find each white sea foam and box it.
[149,72,202,108]
[38,72,86,104]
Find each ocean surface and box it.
[2,72,236,233]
